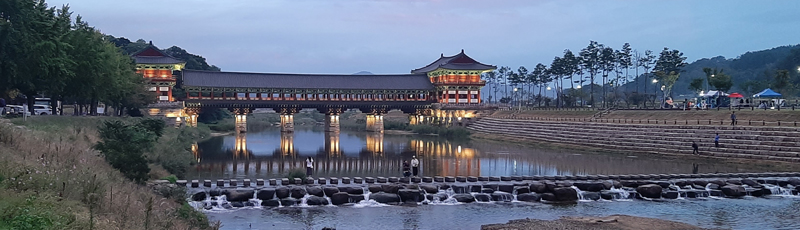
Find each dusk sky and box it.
[48,0,800,74]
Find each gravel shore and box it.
[481,215,708,230]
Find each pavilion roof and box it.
[131,42,184,65]
[411,49,496,74]
[182,70,435,90]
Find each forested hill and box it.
[104,36,221,71]
[668,44,800,96]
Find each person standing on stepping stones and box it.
[306,157,314,176]
[411,156,420,177]
[714,133,720,148]
[730,111,737,126]
[692,141,699,155]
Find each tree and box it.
[599,46,616,107]
[497,66,511,99]
[703,68,733,93]
[580,41,601,106]
[514,66,528,104]
[549,56,565,107]
[688,78,704,94]
[638,50,656,107]
[618,43,633,91]
[95,120,159,183]
[772,70,793,95]
[482,71,498,103]
[653,47,688,108]
[0,1,74,114]
[531,63,548,106]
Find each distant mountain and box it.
[624,44,800,97]
[352,71,374,75]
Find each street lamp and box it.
[513,88,520,110]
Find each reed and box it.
[0,117,219,229]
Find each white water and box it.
[608,187,632,201]
[570,186,590,202]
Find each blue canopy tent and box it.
[752,88,782,98]
[752,88,784,109]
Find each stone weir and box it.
[469,117,800,162]
[177,173,800,210]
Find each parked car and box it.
[33,105,52,115]
[4,105,31,116]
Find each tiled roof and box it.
[134,56,184,64]
[411,50,496,74]
[182,70,434,90]
[131,44,184,65]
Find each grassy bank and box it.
[0,116,217,229]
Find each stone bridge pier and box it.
[365,114,384,132]
[320,108,343,133]
[276,108,297,133]
[232,108,250,133]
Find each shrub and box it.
[94,120,157,183]
[384,121,409,130]
[162,175,178,183]
[409,125,471,139]
[137,118,166,138]
[286,169,306,183]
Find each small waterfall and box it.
[669,185,685,200]
[570,186,589,201]
[764,184,793,196]
[250,191,262,206]
[608,187,631,200]
[297,194,310,207]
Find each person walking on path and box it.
[402,161,411,178]
[411,156,420,177]
[692,141,699,155]
[306,157,314,177]
[730,111,737,126]
[714,133,720,148]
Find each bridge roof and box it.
[411,49,496,74]
[182,70,434,90]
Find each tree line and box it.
[680,45,800,98]
[483,41,686,108]
[0,0,155,115]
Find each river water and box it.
[189,127,800,230]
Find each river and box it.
[188,126,800,230]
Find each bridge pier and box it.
[409,114,420,125]
[187,114,198,127]
[280,114,294,132]
[324,114,340,132]
[235,114,247,132]
[365,114,384,133]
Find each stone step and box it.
[469,121,800,162]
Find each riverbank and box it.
[0,116,217,229]
[470,132,800,172]
[492,108,800,124]
[481,215,705,230]
[469,117,800,166]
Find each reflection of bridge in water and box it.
[191,131,483,178]
[189,130,761,179]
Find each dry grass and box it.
[0,117,217,230]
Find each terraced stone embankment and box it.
[469,117,800,162]
[179,173,800,209]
